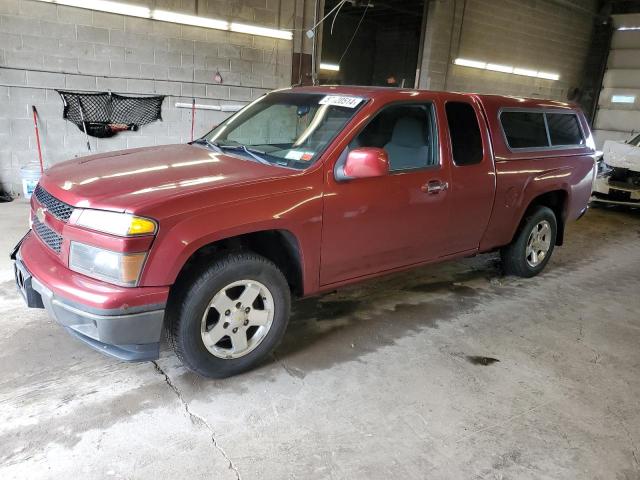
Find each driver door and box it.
[320,100,451,286]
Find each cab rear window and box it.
[500,110,585,150]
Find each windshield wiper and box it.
[218,144,272,165]
[191,138,223,152]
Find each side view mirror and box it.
[336,147,389,181]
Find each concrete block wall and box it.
[419,0,597,102]
[0,0,296,195]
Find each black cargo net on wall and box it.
[57,91,165,138]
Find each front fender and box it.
[140,188,323,293]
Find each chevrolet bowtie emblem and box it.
[35,207,46,224]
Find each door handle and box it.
[421,180,448,194]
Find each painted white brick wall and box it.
[0,0,295,195]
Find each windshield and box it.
[629,133,640,147]
[202,92,366,169]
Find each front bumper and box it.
[591,174,640,207]
[13,238,165,362]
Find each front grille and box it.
[33,185,74,222]
[33,217,63,254]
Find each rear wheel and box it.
[167,252,290,378]
[501,206,557,278]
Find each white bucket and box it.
[20,164,42,200]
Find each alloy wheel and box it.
[525,220,552,268]
[200,280,274,359]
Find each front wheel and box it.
[167,252,291,378]
[501,206,557,278]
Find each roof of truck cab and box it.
[282,85,592,158]
[280,85,578,111]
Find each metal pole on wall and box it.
[311,0,320,85]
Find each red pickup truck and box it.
[12,86,596,377]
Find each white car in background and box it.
[592,132,640,207]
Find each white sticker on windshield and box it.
[285,150,304,160]
[285,150,315,161]
[319,95,364,109]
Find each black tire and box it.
[166,252,291,378]
[500,206,557,278]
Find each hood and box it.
[40,144,295,212]
[602,139,640,172]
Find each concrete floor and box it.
[0,200,639,480]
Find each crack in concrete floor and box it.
[608,406,640,473]
[272,352,306,382]
[152,361,241,480]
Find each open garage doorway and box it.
[318,0,426,87]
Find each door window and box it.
[350,103,437,171]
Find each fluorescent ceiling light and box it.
[486,63,513,74]
[320,63,340,72]
[513,67,539,77]
[39,0,150,17]
[618,26,640,31]
[454,57,560,81]
[153,10,228,30]
[231,23,293,40]
[454,58,486,69]
[537,71,560,80]
[34,0,292,40]
[612,95,636,104]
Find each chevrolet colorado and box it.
[13,86,597,377]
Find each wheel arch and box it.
[171,229,305,297]
[518,189,568,245]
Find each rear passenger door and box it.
[442,96,495,254]
[320,100,452,286]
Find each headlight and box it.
[69,242,147,287]
[75,209,157,236]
